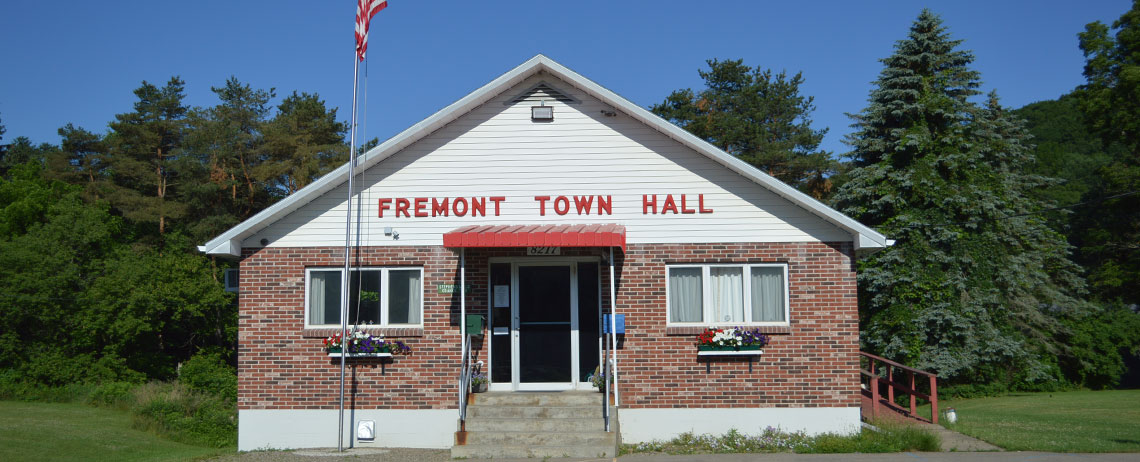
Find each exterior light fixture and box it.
[531,101,553,121]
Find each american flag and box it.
[355,0,388,61]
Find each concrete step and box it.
[462,430,615,446]
[451,443,617,459]
[454,391,618,459]
[465,416,604,432]
[470,390,603,407]
[466,404,607,419]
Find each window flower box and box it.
[697,344,764,352]
[327,351,392,358]
[323,331,410,357]
[696,327,769,355]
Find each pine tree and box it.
[106,77,190,236]
[257,91,348,197]
[833,10,1089,385]
[180,78,275,242]
[652,59,836,198]
[46,124,111,202]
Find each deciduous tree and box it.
[1074,0,1140,305]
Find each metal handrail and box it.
[458,334,474,430]
[859,351,939,424]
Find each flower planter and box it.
[697,344,764,351]
[472,382,488,393]
[323,332,410,357]
[327,352,392,358]
[697,345,764,357]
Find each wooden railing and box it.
[859,351,939,424]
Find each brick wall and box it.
[236,242,859,411]
[614,242,860,409]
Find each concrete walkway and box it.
[916,421,1001,452]
[456,453,1138,462]
[266,448,1140,462]
[616,453,1140,461]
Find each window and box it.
[306,267,423,328]
[667,264,788,325]
[224,268,239,293]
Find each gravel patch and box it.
[205,447,451,462]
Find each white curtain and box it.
[669,268,702,322]
[710,267,744,323]
[750,266,785,322]
[387,270,422,324]
[405,271,422,324]
[309,270,341,325]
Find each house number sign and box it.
[527,247,561,256]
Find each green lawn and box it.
[0,401,232,462]
[923,390,1140,452]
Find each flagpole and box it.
[338,47,361,455]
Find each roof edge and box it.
[199,54,889,256]
[529,57,891,250]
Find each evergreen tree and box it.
[833,10,1089,385]
[1074,0,1140,305]
[106,77,190,236]
[652,59,836,198]
[46,124,111,202]
[257,91,348,197]
[181,78,274,242]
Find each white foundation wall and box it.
[237,409,457,451]
[618,407,861,443]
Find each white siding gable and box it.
[243,73,849,249]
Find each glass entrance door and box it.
[487,259,600,391]
[515,264,573,389]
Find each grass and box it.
[621,421,940,455]
[0,400,231,462]
[921,389,1140,452]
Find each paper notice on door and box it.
[493,285,510,307]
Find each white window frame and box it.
[304,267,425,329]
[665,263,790,327]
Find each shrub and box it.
[801,421,940,453]
[89,381,136,408]
[0,370,94,402]
[130,381,236,448]
[88,353,147,384]
[622,423,940,455]
[178,351,236,402]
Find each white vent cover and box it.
[507,81,579,105]
[357,420,375,441]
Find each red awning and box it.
[443,224,626,252]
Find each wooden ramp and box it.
[859,351,1002,452]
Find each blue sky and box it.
[0,1,1130,156]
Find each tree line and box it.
[2,5,1138,392]
[652,5,1140,391]
[0,77,349,385]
